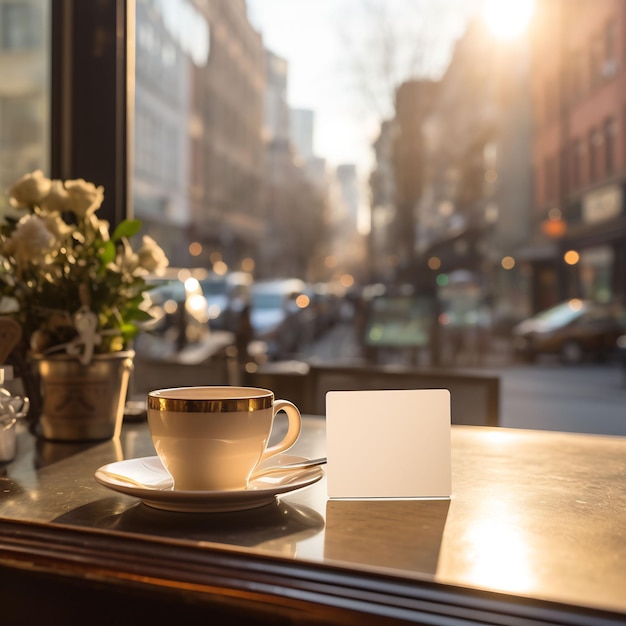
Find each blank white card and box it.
[325,389,451,499]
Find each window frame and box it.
[50,0,133,228]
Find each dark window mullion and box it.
[50,0,133,228]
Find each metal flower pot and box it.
[34,351,134,442]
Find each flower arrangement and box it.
[0,170,169,365]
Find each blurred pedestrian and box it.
[235,302,253,367]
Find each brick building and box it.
[530,0,626,310]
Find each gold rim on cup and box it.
[147,387,274,413]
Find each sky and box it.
[246,0,477,175]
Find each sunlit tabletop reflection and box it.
[2,416,626,617]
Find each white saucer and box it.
[94,454,324,513]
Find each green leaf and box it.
[129,308,155,322]
[112,219,142,241]
[101,240,117,264]
[120,321,139,336]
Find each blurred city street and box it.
[299,321,626,437]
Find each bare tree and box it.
[335,0,475,120]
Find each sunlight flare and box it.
[482,0,536,39]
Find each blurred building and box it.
[530,0,626,310]
[334,164,359,228]
[363,9,552,331]
[327,164,367,284]
[264,49,290,145]
[134,0,197,266]
[392,80,439,285]
[135,2,336,280]
[189,0,266,270]
[289,108,314,161]
[414,18,533,320]
[262,48,298,277]
[369,120,397,283]
[134,0,265,269]
[288,108,333,280]
[373,0,626,318]
[261,49,328,280]
[289,107,329,190]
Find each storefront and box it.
[565,183,626,305]
[514,236,559,314]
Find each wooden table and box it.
[1,416,625,625]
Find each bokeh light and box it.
[501,256,515,270]
[241,257,255,272]
[428,256,441,270]
[189,242,202,257]
[213,260,228,275]
[482,0,536,40]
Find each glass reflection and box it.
[0,0,50,197]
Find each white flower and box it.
[39,211,74,240]
[1,171,171,358]
[85,213,110,241]
[136,235,169,274]
[41,179,70,214]
[2,214,55,270]
[111,238,139,275]
[8,170,52,209]
[98,219,111,241]
[64,178,105,217]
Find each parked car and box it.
[249,278,310,359]
[199,271,253,332]
[309,281,343,338]
[511,299,626,364]
[138,270,209,355]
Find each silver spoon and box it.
[250,456,327,480]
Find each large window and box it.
[1,1,625,437]
[0,1,42,50]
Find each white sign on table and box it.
[325,389,451,499]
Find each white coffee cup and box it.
[146,386,302,491]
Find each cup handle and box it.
[260,399,302,462]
